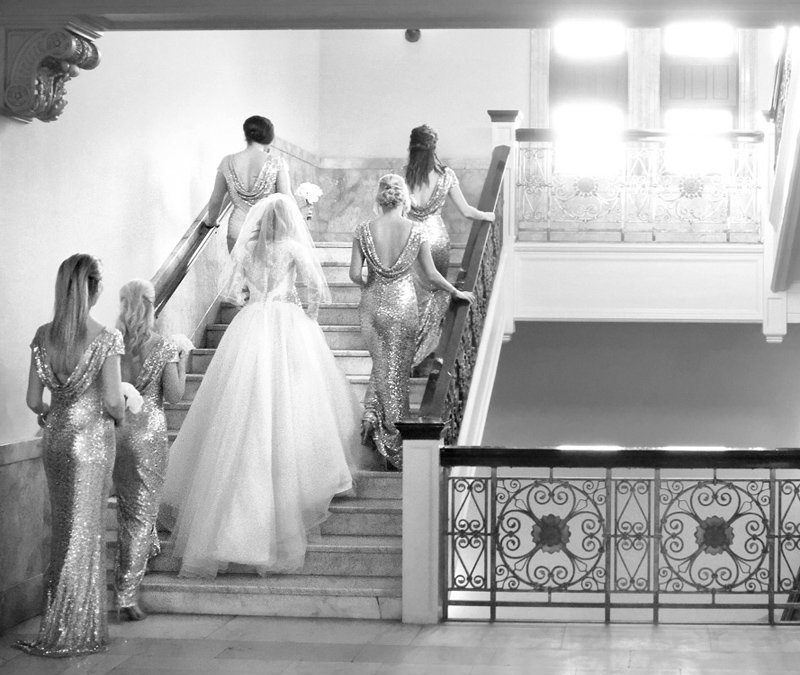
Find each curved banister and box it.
[398,144,510,443]
[151,198,231,317]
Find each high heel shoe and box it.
[116,603,147,622]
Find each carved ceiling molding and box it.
[2,24,101,123]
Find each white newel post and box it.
[401,435,443,624]
[488,109,521,341]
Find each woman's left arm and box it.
[26,351,47,422]
[448,182,495,222]
[276,158,292,196]
[349,239,365,287]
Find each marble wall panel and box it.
[0,439,48,633]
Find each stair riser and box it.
[353,476,402,500]
[321,512,401,537]
[220,304,361,326]
[191,352,372,377]
[135,549,401,578]
[320,264,461,284]
[205,327,367,351]
[298,285,361,304]
[132,588,400,620]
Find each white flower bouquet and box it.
[120,382,144,414]
[295,182,323,205]
[170,333,195,359]
[296,183,323,221]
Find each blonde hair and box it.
[376,173,410,213]
[49,254,103,374]
[117,279,155,355]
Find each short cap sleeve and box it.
[30,325,46,350]
[108,328,125,357]
[444,166,459,188]
[164,339,180,363]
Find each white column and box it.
[489,109,521,341]
[401,437,443,624]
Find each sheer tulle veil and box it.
[219,193,330,306]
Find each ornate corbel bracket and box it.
[2,25,101,123]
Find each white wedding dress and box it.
[162,195,359,578]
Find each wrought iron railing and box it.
[516,128,764,244]
[397,145,510,446]
[442,446,800,624]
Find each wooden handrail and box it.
[516,128,765,144]
[398,144,510,442]
[151,197,231,317]
[441,446,800,469]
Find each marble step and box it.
[182,371,424,406]
[314,241,466,264]
[205,324,366,350]
[218,302,360,326]
[297,283,361,304]
[319,260,462,284]
[189,347,372,376]
[123,534,402,578]
[135,572,401,619]
[322,498,402,537]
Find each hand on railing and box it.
[451,289,475,304]
[479,211,496,222]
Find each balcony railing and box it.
[442,446,800,624]
[516,128,764,244]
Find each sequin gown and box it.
[162,241,357,578]
[17,327,124,658]
[409,167,459,365]
[219,153,284,244]
[113,336,179,608]
[356,221,423,470]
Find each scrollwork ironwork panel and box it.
[516,139,761,243]
[445,468,800,622]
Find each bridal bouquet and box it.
[120,382,144,414]
[295,182,323,221]
[170,333,195,359]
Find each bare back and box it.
[41,317,106,383]
[368,215,415,269]
[409,169,443,208]
[229,149,273,188]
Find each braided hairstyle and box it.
[405,124,446,191]
[375,174,410,212]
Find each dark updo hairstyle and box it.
[243,115,274,145]
[405,124,446,191]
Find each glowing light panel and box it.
[553,21,626,58]
[663,22,735,58]
[552,102,625,176]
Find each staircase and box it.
[106,240,464,620]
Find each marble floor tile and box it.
[356,644,497,667]
[207,617,391,645]
[108,655,290,673]
[281,662,382,674]
[375,665,474,675]
[216,641,362,663]
[105,637,229,659]
[561,624,713,652]
[108,614,233,640]
[490,646,631,672]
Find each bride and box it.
[162,193,358,578]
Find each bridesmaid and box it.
[405,124,495,366]
[349,174,473,469]
[203,115,292,251]
[113,279,187,620]
[18,254,125,657]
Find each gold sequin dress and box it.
[113,336,178,609]
[409,166,459,365]
[356,220,423,469]
[17,327,124,658]
[219,153,284,244]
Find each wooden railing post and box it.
[488,110,520,341]
[397,425,444,624]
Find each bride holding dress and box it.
[162,194,358,578]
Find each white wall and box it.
[0,30,321,444]
[318,29,531,159]
[484,322,800,448]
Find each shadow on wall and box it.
[484,322,800,449]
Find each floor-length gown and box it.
[219,153,284,244]
[356,220,423,470]
[16,327,124,657]
[409,166,459,365]
[162,241,357,578]
[113,336,178,608]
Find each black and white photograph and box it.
[3,1,800,673]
